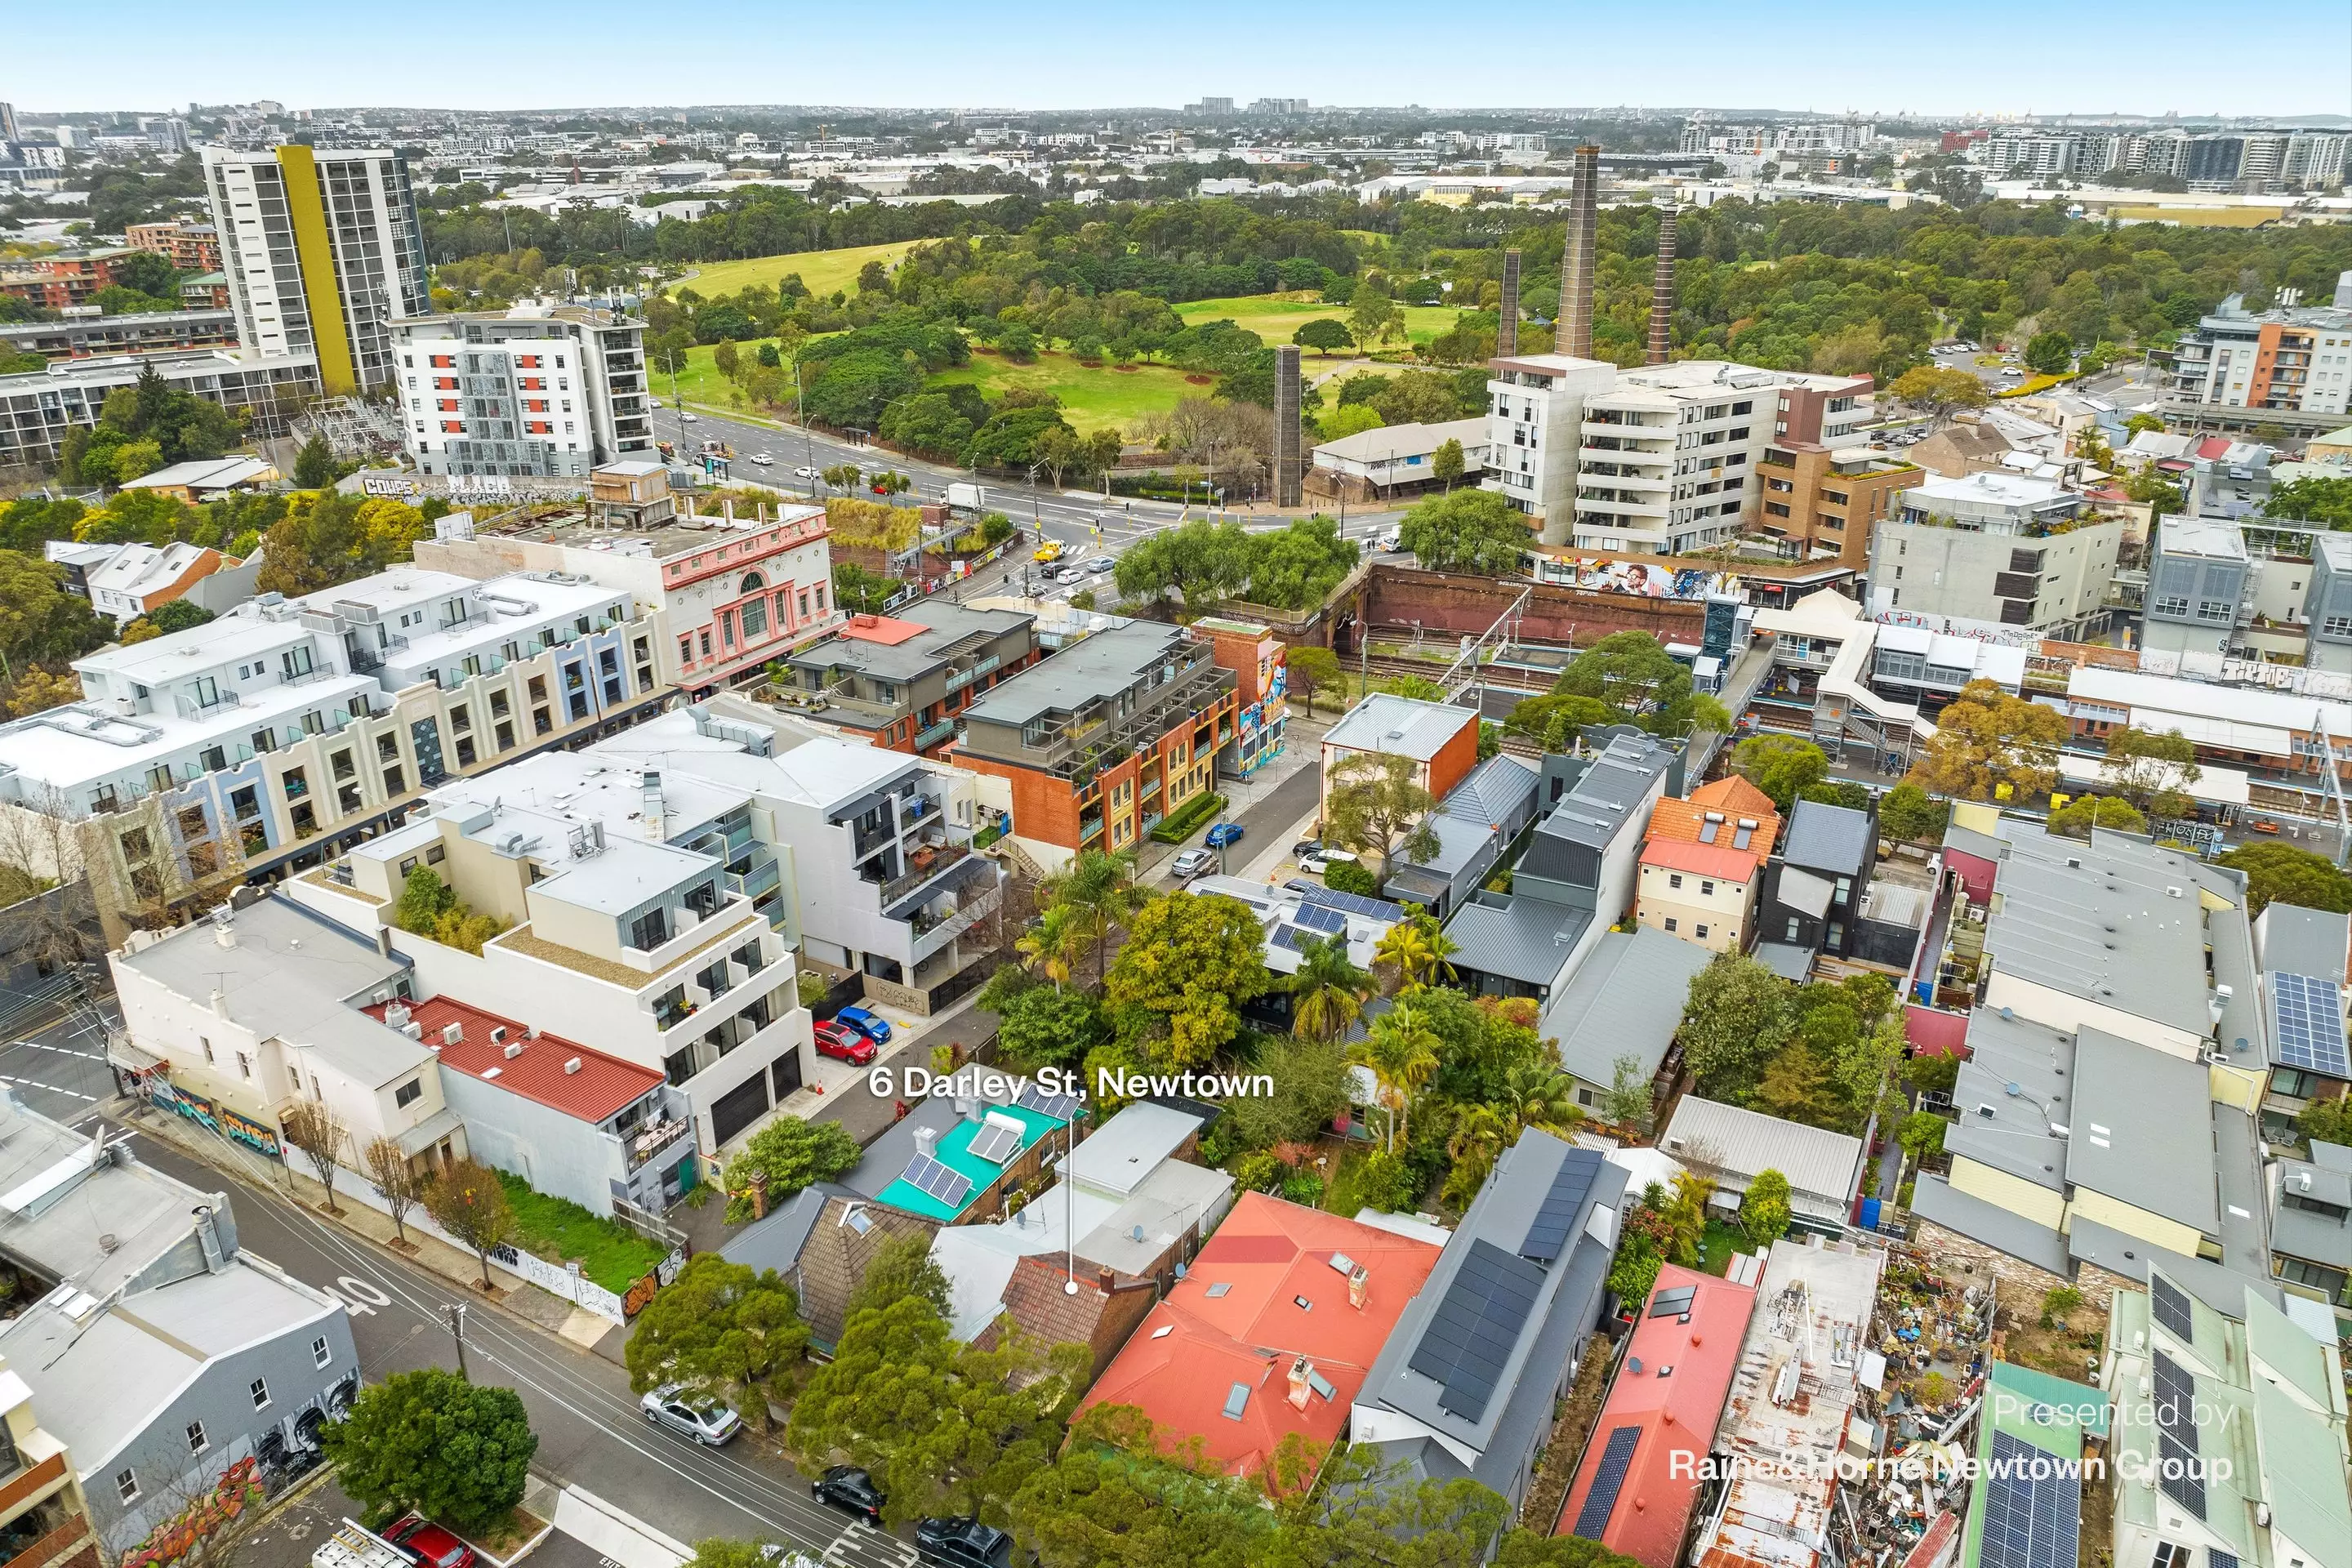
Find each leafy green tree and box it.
[1219,1031,1353,1151]
[1269,1445,1511,1568]
[2023,330,2075,375]
[844,1229,952,1322]
[2046,794,2147,840]
[625,1254,808,1432]
[1318,403,1383,442]
[1502,692,1614,751]
[1040,847,1141,991]
[994,982,1107,1069]
[1603,1053,1655,1131]
[1112,518,1254,612]
[144,598,215,635]
[720,1116,860,1222]
[785,1294,1085,1528]
[682,1542,768,1568]
[1444,1060,1580,1204]
[1888,365,1990,426]
[1324,751,1441,877]
[1379,675,1448,702]
[0,551,107,670]
[1606,1228,1664,1307]
[2100,725,2200,814]
[1285,644,1343,716]
[1431,438,1465,492]
[1102,893,1272,1067]
[1290,933,1375,1042]
[1010,1409,1271,1563]
[1753,1041,1844,1128]
[2296,1094,2352,1147]
[2265,476,2352,529]
[1740,1168,1793,1245]
[1554,631,1700,735]
[1680,953,1793,1102]
[1733,734,1832,812]
[1904,679,2068,801]
[1244,514,1358,612]
[322,1369,537,1534]
[1357,991,1441,1153]
[292,434,337,488]
[1292,318,1355,357]
[1396,488,1531,576]
[1877,782,1948,844]
[2218,841,2352,915]
[803,349,924,429]
[1897,1110,1949,1165]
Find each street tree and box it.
[1431,438,1465,492]
[363,1136,427,1244]
[785,1294,1086,1528]
[1887,365,1989,427]
[425,1157,519,1290]
[280,1101,350,1215]
[1103,893,1272,1067]
[625,1254,808,1432]
[322,1368,537,1534]
[2100,726,2201,814]
[2024,330,2076,375]
[1012,1410,1272,1561]
[1904,679,2068,801]
[1323,751,1441,877]
[1285,644,1343,716]
[1732,734,1831,812]
[1396,488,1531,576]
[1291,318,1355,357]
[2217,841,2352,915]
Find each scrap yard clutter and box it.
[865,1065,1276,1100]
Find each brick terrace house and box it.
[949,620,1241,871]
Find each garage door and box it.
[771,1050,803,1102]
[708,1073,770,1147]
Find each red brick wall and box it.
[1365,567,1710,648]
[1426,712,1481,803]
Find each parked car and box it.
[638,1386,742,1446]
[813,1021,877,1065]
[1033,541,1063,564]
[1171,848,1216,881]
[748,453,774,466]
[385,1517,478,1568]
[834,1005,893,1045]
[1291,837,1322,860]
[1205,822,1245,849]
[812,1465,887,1524]
[1379,526,1405,552]
[916,1517,1013,1568]
[1298,848,1356,876]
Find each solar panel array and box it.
[1650,1285,1699,1318]
[1301,884,1409,921]
[966,1122,1022,1165]
[1406,1239,1544,1422]
[2267,971,2350,1076]
[2150,1274,2195,1342]
[1978,1430,2080,1568]
[1571,1425,1642,1539]
[1271,925,1315,954]
[1015,1083,1080,1121]
[2150,1350,2205,1521]
[2210,1552,2240,1568]
[1521,1154,1597,1263]
[901,1154,972,1209]
[1292,902,1347,934]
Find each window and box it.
[250,1376,270,1410]
[2197,600,2234,623]
[1700,880,1716,896]
[313,1335,332,1369]
[2154,596,2192,617]
[2326,616,2352,638]
[2150,1546,2190,1568]
[186,1419,208,1454]
[1668,872,1683,889]
[1695,924,1710,939]
[200,1036,213,1063]
[236,1051,252,1080]
[394,1078,422,1108]
[116,1470,139,1503]
[1663,917,1678,932]
[631,908,670,950]
[1786,918,1801,941]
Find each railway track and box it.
[1354,650,1557,693]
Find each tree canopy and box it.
[1102,893,1272,1068]
[2217,841,2352,916]
[322,1369,537,1534]
[1396,488,1535,576]
[1904,679,2067,801]
[625,1254,808,1432]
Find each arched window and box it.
[739,572,765,594]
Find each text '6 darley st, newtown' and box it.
[865,1065,1277,1101]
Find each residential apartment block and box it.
[1871,471,2119,635]
[950,619,1239,870]
[123,219,222,273]
[1319,693,1479,825]
[773,602,1038,760]
[392,306,655,479]
[0,248,133,311]
[1754,439,1916,568]
[1484,353,1873,553]
[2163,288,2352,437]
[201,145,430,396]
[414,497,840,697]
[0,567,666,942]
[0,349,315,470]
[0,308,239,363]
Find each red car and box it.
[813,1020,877,1065]
[386,1517,476,1568]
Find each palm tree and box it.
[1040,849,1140,991]
[1015,904,1088,991]
[1444,1061,1582,1203]
[1290,934,1374,1043]
[1356,993,1439,1152]
[1372,915,1459,995]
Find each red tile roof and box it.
[1071,1193,1442,1486]
[1555,1267,1759,1567]
[362,995,661,1124]
[2195,435,2233,461]
[1639,837,1762,884]
[835,614,928,645]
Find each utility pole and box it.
[444,1302,469,1380]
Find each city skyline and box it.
[7,0,2350,120]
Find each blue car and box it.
[834,1006,893,1045]
[1205,822,1245,849]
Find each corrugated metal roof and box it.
[1540,927,1713,1088]
[1660,1098,1864,1217]
[1324,693,1480,762]
[1446,896,1592,988]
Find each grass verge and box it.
[494,1169,665,1293]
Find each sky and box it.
[7,0,2350,120]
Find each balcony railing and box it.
[914,719,956,750]
[624,1116,692,1172]
[878,841,970,906]
[942,655,1000,693]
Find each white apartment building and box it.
[393,307,655,479]
[1870,471,2121,635]
[416,498,842,697]
[0,568,666,941]
[285,745,813,1159]
[201,145,430,398]
[1486,354,1873,551]
[2164,289,2352,435]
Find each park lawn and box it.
[650,340,782,408]
[668,240,920,303]
[1176,293,1468,350]
[928,349,1203,434]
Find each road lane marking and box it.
[0,1076,94,1100]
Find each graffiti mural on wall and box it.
[119,1457,265,1568]
[1535,558,1739,600]
[216,1107,282,1161]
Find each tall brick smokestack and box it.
[1646,207,1678,366]
[1273,344,1302,508]
[1558,145,1601,359]
[1497,248,1521,357]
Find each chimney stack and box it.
[913,1126,937,1160]
[641,768,665,840]
[1646,207,1678,367]
[1272,345,1303,509]
[1287,1355,1312,1411]
[1496,249,1521,357]
[1348,1263,1370,1309]
[1558,145,1601,359]
[209,988,229,1020]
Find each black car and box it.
[915,1517,1013,1568]
[813,1465,885,1524]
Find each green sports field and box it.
[667,240,919,303]
[1174,293,1467,351]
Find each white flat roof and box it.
[2071,665,2352,741]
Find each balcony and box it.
[175,688,240,719]
[877,841,971,906]
[623,1113,691,1173]
[914,719,956,750]
[728,855,780,901]
[942,655,1000,693]
[911,883,1004,963]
